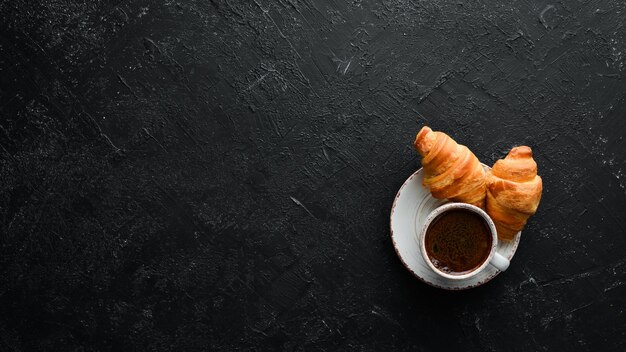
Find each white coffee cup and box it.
[419,202,510,280]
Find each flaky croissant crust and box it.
[413,126,486,208]
[486,146,542,241]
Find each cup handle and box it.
[490,252,510,272]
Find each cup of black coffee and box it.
[419,203,509,280]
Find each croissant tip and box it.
[413,126,432,149]
[417,126,432,137]
[508,146,533,158]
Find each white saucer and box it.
[389,165,521,290]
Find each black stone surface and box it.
[1,0,625,350]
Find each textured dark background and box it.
[1,0,625,350]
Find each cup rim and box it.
[419,202,498,280]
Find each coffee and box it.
[424,209,492,275]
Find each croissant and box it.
[413,126,487,208]
[486,146,542,241]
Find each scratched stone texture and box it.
[1,0,625,351]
